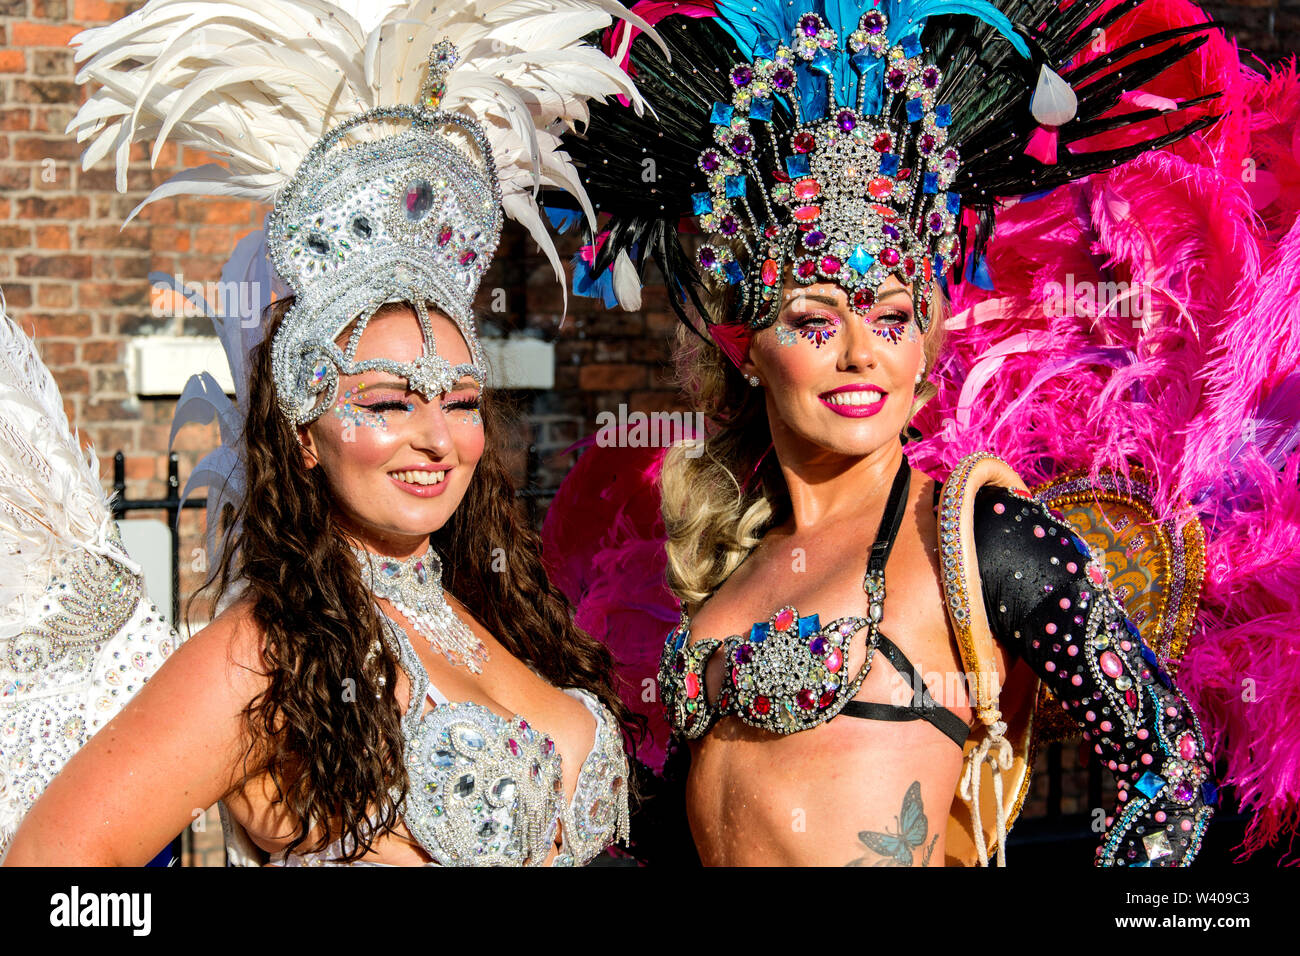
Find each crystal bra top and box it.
[267,618,630,867]
[658,457,969,746]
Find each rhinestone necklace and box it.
[352,545,489,674]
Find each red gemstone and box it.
[1178,733,1198,760]
[753,695,771,715]
[903,256,915,275]
[852,289,875,309]
[825,648,843,673]
[793,178,821,200]
[1125,688,1138,709]
[793,132,816,153]
[774,607,795,631]
[923,257,933,281]
[438,227,452,245]
[820,256,842,275]
[872,132,891,152]
[459,250,477,265]
[793,204,821,222]
[897,166,912,180]
[880,247,900,266]
[796,259,817,279]
[796,689,816,710]
[685,672,700,699]
[819,691,835,708]
[868,177,893,198]
[870,203,898,221]
[764,224,780,239]
[761,258,779,286]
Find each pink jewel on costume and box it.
[761,258,779,286]
[1087,564,1107,586]
[867,177,893,198]
[1137,728,1150,740]
[796,259,817,279]
[685,672,700,699]
[793,205,821,222]
[1066,561,1078,573]
[1059,598,1071,609]
[794,179,821,200]
[825,648,843,673]
[437,226,452,245]
[1177,732,1199,760]
[1125,688,1138,709]
[1141,753,1153,765]
[880,247,900,266]
[1067,645,1078,656]
[774,607,795,631]
[1045,622,1057,635]
[1099,650,1124,679]
[820,256,842,275]
[1100,720,1112,732]
[851,289,874,310]
[1044,661,1056,672]
[796,689,816,710]
[1085,710,1096,722]
[507,738,520,756]
[1071,675,1083,686]
[993,502,1006,514]
[1181,819,1192,831]
[1034,525,1046,537]
[1154,810,1166,822]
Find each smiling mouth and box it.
[821,389,885,407]
[390,469,448,486]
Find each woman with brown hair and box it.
[3,0,653,866]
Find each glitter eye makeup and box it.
[774,325,798,347]
[334,382,412,431]
[441,390,483,426]
[784,311,840,348]
[868,310,911,344]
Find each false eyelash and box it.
[442,398,481,412]
[359,400,412,413]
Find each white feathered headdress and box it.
[65,0,656,568]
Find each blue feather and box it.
[545,206,583,234]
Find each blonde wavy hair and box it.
[661,281,950,608]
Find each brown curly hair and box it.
[193,298,639,861]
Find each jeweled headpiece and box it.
[66,0,652,559]
[69,0,651,423]
[558,0,1220,346]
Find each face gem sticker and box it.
[334,382,413,431]
[774,325,798,347]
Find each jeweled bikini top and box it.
[366,616,629,866]
[659,457,913,737]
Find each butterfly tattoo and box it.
[846,781,939,867]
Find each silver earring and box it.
[748,375,761,387]
[915,367,925,384]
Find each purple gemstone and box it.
[836,110,856,133]
[864,11,884,32]
[809,636,827,655]
[701,150,720,172]
[1176,784,1195,802]
[720,216,739,236]
[923,66,940,89]
[883,224,900,240]
[773,68,794,90]
[733,65,753,87]
[731,134,752,156]
[804,229,826,247]
[735,644,753,664]
[699,248,717,268]
[799,14,820,36]
[887,68,907,91]
[929,212,943,232]
[920,133,936,154]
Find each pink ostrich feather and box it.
[909,52,1300,858]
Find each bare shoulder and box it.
[182,595,272,698]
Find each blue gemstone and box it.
[879,153,899,176]
[798,614,821,639]
[754,37,778,59]
[750,621,771,644]
[785,154,810,178]
[862,82,882,115]
[922,171,938,194]
[906,98,923,122]
[848,245,874,273]
[724,175,747,198]
[935,104,952,127]
[850,52,872,74]
[1140,645,1158,667]
[1136,771,1166,799]
[724,260,745,284]
[809,50,833,75]
[710,102,734,125]
[749,98,773,122]
[692,191,713,215]
[1201,781,1219,805]
[901,35,922,58]
[932,254,945,274]
[1130,860,1152,868]
[945,191,961,215]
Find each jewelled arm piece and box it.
[972,486,1218,866]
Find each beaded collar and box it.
[658,457,911,736]
[352,545,489,675]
